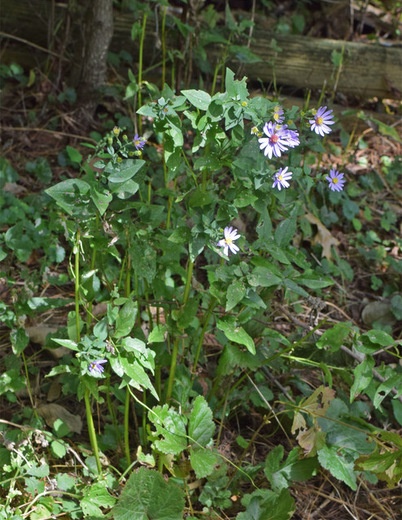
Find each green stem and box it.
[165,336,180,403]
[182,259,194,306]
[192,297,216,377]
[161,6,167,88]
[74,231,81,343]
[124,387,131,467]
[84,387,102,474]
[137,12,148,133]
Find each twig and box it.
[0,31,68,61]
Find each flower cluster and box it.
[255,105,344,193]
[218,106,342,258]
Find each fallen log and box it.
[0,0,401,100]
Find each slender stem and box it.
[182,259,194,306]
[165,336,180,402]
[138,12,148,133]
[161,6,167,88]
[74,231,81,343]
[124,387,131,467]
[192,297,216,376]
[84,387,102,474]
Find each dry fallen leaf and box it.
[37,403,82,434]
[304,212,340,260]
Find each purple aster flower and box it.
[88,359,107,376]
[326,169,346,192]
[217,226,241,256]
[133,134,146,150]
[272,166,293,190]
[272,105,284,123]
[309,106,335,136]
[284,128,300,148]
[258,122,290,159]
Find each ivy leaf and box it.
[112,468,185,520]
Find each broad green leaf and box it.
[317,322,353,352]
[105,159,145,182]
[217,318,255,355]
[66,145,83,164]
[117,357,158,400]
[248,266,281,288]
[45,179,90,215]
[90,186,112,216]
[238,488,295,520]
[361,329,395,349]
[226,279,246,311]
[81,481,116,517]
[149,404,188,455]
[188,395,215,447]
[148,324,167,343]
[114,300,138,338]
[274,210,297,248]
[111,467,185,520]
[317,445,357,490]
[189,448,219,479]
[182,89,211,111]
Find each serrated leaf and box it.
[149,405,187,455]
[189,448,219,479]
[188,395,215,447]
[81,481,116,517]
[111,468,185,520]
[317,445,357,490]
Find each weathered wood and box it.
[1,0,401,100]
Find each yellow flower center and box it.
[316,116,324,125]
[225,237,233,245]
[333,177,339,184]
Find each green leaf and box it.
[182,89,211,111]
[361,329,395,348]
[111,467,185,520]
[66,145,83,164]
[10,328,29,355]
[51,338,79,351]
[373,374,401,409]
[90,186,112,216]
[188,395,215,447]
[248,266,281,288]
[148,324,167,343]
[114,300,138,338]
[189,448,219,479]
[350,356,375,402]
[317,445,357,490]
[217,317,255,355]
[106,159,145,182]
[274,207,297,247]
[316,322,353,352]
[238,488,295,520]
[81,481,116,517]
[149,404,188,455]
[45,179,90,215]
[226,279,246,311]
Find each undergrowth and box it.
[0,2,401,519]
